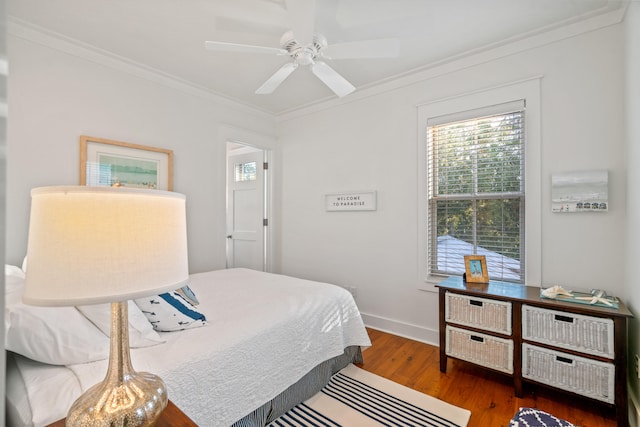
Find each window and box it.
[427,101,525,282]
[417,78,541,288]
[234,161,257,182]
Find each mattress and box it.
[6,268,371,427]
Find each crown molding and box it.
[7,17,277,121]
[6,0,628,123]
[277,1,628,122]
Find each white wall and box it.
[1,0,7,421]
[624,1,640,425]
[277,22,626,344]
[6,31,277,273]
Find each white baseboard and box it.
[360,312,439,347]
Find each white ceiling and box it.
[7,0,626,116]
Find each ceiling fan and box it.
[204,0,399,98]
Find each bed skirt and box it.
[232,346,364,427]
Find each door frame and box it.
[219,125,275,272]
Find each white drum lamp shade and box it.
[24,186,189,305]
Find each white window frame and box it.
[417,78,542,291]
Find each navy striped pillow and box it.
[135,290,206,332]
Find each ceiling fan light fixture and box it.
[281,31,327,65]
[294,48,315,65]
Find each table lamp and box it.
[23,186,189,427]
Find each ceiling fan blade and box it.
[205,41,286,56]
[311,61,356,98]
[323,38,400,59]
[285,0,316,45]
[255,62,299,94]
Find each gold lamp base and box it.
[66,302,168,427]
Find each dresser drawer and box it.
[445,325,514,374]
[522,305,614,358]
[522,343,615,403]
[445,292,512,335]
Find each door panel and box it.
[226,149,264,270]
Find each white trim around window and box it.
[417,77,542,291]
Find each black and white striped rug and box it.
[268,364,471,427]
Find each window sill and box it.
[417,275,449,293]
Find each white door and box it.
[226,147,266,270]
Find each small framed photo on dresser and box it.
[464,255,489,283]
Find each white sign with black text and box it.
[325,191,377,212]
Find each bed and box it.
[5,266,371,427]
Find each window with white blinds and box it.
[427,100,525,283]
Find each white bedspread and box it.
[15,268,371,426]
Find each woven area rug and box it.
[268,364,471,427]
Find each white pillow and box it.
[135,291,207,332]
[5,275,110,365]
[77,301,165,348]
[5,265,26,294]
[5,264,25,280]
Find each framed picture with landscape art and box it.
[80,136,173,190]
[464,255,489,283]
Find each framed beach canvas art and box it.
[80,136,173,190]
[551,170,608,213]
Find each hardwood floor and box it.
[356,328,618,427]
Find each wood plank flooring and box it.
[356,328,617,427]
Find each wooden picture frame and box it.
[464,255,489,283]
[80,136,173,190]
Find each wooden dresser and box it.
[436,276,633,427]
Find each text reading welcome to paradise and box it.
[325,192,376,211]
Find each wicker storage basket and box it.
[445,325,513,374]
[522,305,614,358]
[522,343,615,403]
[445,292,512,334]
